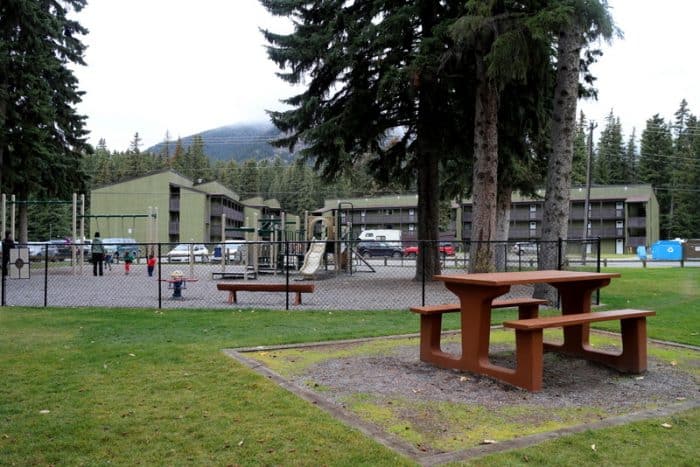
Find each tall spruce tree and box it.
[1,0,90,242]
[669,101,699,237]
[571,112,589,185]
[261,0,469,280]
[595,110,626,184]
[536,0,615,302]
[623,128,638,183]
[639,114,673,238]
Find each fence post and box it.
[421,240,426,307]
[557,238,563,270]
[44,244,49,307]
[596,237,601,305]
[285,238,290,311]
[157,243,162,309]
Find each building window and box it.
[409,224,415,231]
[361,210,366,217]
[529,222,536,230]
[616,201,624,210]
[384,209,393,216]
[409,209,415,217]
[616,220,624,229]
[529,204,537,212]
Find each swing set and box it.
[1,193,157,274]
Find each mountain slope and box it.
[148,122,296,162]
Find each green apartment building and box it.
[317,185,659,254]
[90,170,242,244]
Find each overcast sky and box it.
[73,0,700,151]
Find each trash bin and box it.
[650,240,683,260]
[683,239,700,260]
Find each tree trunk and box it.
[469,56,499,273]
[415,153,441,281]
[535,25,583,302]
[494,182,512,271]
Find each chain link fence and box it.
[1,238,601,310]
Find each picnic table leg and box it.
[572,316,649,373]
[227,291,237,304]
[444,283,511,370]
[418,314,446,362]
[294,291,301,305]
[549,279,612,355]
[619,317,648,372]
[514,329,544,391]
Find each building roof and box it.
[319,194,420,212]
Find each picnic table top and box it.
[433,270,621,286]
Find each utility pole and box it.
[582,121,596,262]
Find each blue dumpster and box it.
[650,240,683,260]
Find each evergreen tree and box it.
[129,132,142,154]
[639,114,673,237]
[261,0,469,279]
[669,101,699,237]
[537,0,615,301]
[189,135,210,181]
[239,159,260,198]
[623,128,638,183]
[571,112,589,186]
[595,110,626,184]
[1,0,90,242]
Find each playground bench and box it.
[216,282,315,305]
[502,308,656,377]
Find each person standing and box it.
[123,250,134,275]
[2,231,16,277]
[91,232,105,276]
[146,254,157,277]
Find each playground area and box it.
[2,258,535,310]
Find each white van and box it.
[212,240,249,264]
[357,229,402,245]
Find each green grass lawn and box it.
[0,267,697,465]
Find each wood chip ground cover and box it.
[244,330,699,454]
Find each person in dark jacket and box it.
[2,231,15,277]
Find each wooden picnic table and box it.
[419,270,654,391]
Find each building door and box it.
[616,239,624,255]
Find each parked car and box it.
[166,243,210,262]
[102,237,138,256]
[212,240,248,264]
[356,241,403,258]
[26,242,59,262]
[511,242,538,255]
[48,239,72,260]
[402,243,456,257]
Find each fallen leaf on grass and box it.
[238,440,244,446]
[39,410,50,414]
[128,353,136,357]
[591,444,596,451]
[661,423,672,429]
[481,439,497,445]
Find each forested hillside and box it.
[146,122,294,162]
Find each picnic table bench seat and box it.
[502,308,656,379]
[410,297,548,364]
[217,282,314,305]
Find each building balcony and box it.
[168,221,179,235]
[628,217,647,228]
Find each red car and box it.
[402,243,456,257]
